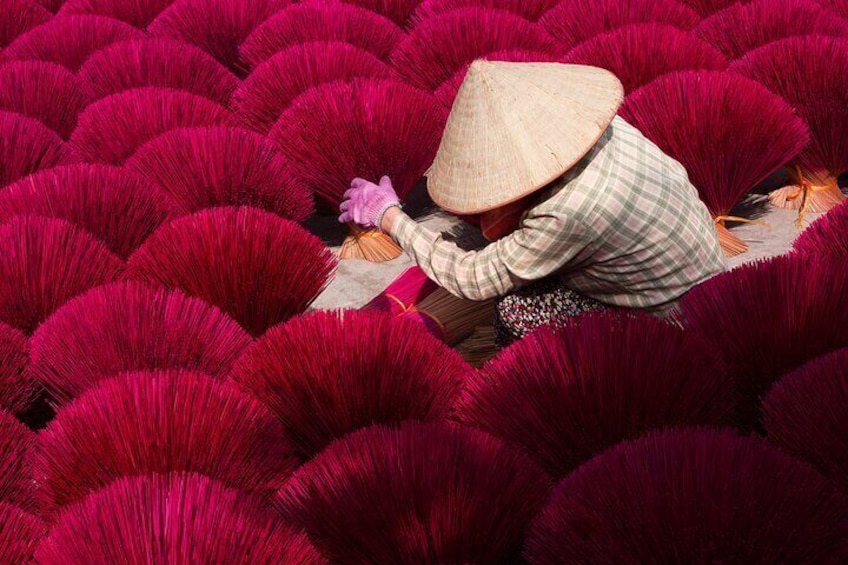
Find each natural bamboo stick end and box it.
[715,222,749,257]
[339,225,403,263]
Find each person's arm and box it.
[340,177,592,301]
[383,205,590,301]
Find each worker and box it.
[339,61,726,347]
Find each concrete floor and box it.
[310,191,823,311]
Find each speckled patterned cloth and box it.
[493,278,611,348]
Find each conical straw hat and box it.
[427,61,624,214]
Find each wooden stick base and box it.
[772,166,844,217]
[769,183,845,213]
[455,325,499,368]
[416,288,494,346]
[338,225,403,262]
[715,222,748,257]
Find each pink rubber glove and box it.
[338,176,400,230]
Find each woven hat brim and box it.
[427,62,624,215]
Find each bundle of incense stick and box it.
[411,287,495,346]
[713,220,748,257]
[339,224,404,262]
[365,266,495,346]
[454,325,499,368]
[269,78,447,264]
[365,265,440,314]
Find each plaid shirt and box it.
[391,116,727,309]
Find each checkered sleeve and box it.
[391,209,591,301]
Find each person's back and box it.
[533,116,726,311]
[339,61,729,345]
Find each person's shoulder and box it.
[607,115,648,146]
[610,115,692,179]
[520,117,627,219]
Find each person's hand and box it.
[338,176,400,230]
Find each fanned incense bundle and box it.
[0,15,145,71]
[454,313,736,478]
[233,41,396,134]
[0,111,79,189]
[0,0,50,52]
[621,71,809,255]
[127,127,313,219]
[816,0,848,18]
[679,0,754,16]
[231,310,468,459]
[32,0,64,11]
[78,39,239,106]
[0,503,45,564]
[794,200,848,257]
[696,0,848,60]
[0,216,124,334]
[564,24,727,94]
[126,207,335,336]
[271,79,447,262]
[70,87,234,165]
[434,48,561,106]
[340,0,421,27]
[0,410,36,511]
[0,61,88,140]
[34,370,299,516]
[731,37,848,217]
[410,0,560,26]
[276,422,552,564]
[148,0,288,77]
[763,349,848,492]
[0,323,35,414]
[391,8,561,91]
[57,0,176,28]
[525,429,848,564]
[540,0,700,52]
[34,473,327,565]
[0,165,178,259]
[680,255,848,426]
[29,282,252,405]
[396,310,446,342]
[239,0,405,69]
